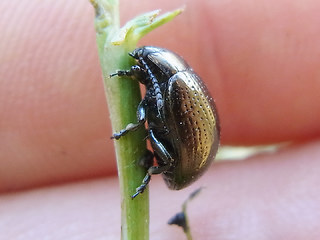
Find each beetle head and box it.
[129,47,144,59]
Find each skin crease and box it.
[0,0,320,239]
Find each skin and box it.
[1,0,320,239]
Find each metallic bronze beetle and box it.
[111,46,220,198]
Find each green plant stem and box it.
[90,1,182,239]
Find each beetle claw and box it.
[131,191,140,199]
[131,186,144,199]
[110,133,121,140]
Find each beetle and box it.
[110,46,220,198]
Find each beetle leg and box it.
[131,150,153,199]
[131,133,174,199]
[149,129,174,165]
[148,163,171,174]
[109,65,145,78]
[132,163,171,199]
[132,129,174,198]
[131,173,151,199]
[111,100,147,140]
